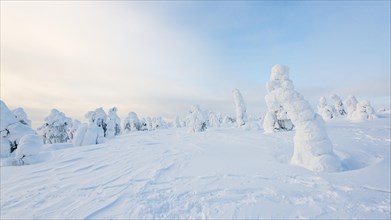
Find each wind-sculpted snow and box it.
[1,118,390,219]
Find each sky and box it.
[1,1,390,128]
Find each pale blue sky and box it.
[1,1,390,127]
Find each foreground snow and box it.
[1,118,390,219]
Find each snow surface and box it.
[1,117,390,219]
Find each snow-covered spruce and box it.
[72,108,107,147]
[1,100,42,165]
[208,111,220,128]
[68,119,81,141]
[38,109,72,144]
[330,94,346,117]
[232,88,247,127]
[86,107,108,136]
[152,117,168,130]
[264,64,341,172]
[106,107,121,138]
[344,95,358,119]
[350,100,376,121]
[140,117,153,131]
[11,107,32,127]
[222,116,235,127]
[123,112,141,132]
[173,115,182,128]
[186,105,207,132]
[317,97,333,121]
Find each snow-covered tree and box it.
[232,88,247,127]
[1,100,42,165]
[317,97,333,121]
[72,108,107,147]
[68,119,81,141]
[208,111,220,128]
[222,116,235,126]
[140,117,153,131]
[263,106,294,133]
[85,107,108,136]
[173,115,182,128]
[106,107,121,138]
[264,64,341,172]
[330,94,346,117]
[12,108,32,127]
[350,100,376,121]
[38,109,72,144]
[72,123,104,147]
[152,117,168,130]
[344,95,358,119]
[186,105,207,132]
[123,112,141,133]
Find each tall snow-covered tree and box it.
[11,108,32,127]
[1,100,42,165]
[38,109,72,144]
[123,112,141,133]
[317,97,333,121]
[186,105,207,132]
[330,94,346,117]
[232,88,247,127]
[264,64,341,172]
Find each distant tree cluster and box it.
[317,95,376,121]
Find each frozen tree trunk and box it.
[232,88,247,127]
[265,64,341,172]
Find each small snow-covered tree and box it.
[208,112,220,128]
[173,115,182,128]
[317,97,334,121]
[330,94,346,117]
[350,100,376,121]
[12,108,32,127]
[38,109,72,144]
[68,119,81,141]
[106,107,121,138]
[140,117,153,131]
[1,100,42,165]
[232,88,247,127]
[222,116,235,126]
[72,108,107,147]
[123,112,141,133]
[344,95,358,119]
[186,105,207,132]
[72,123,104,147]
[152,117,168,130]
[264,64,341,172]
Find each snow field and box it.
[1,117,390,219]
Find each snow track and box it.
[1,119,390,219]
